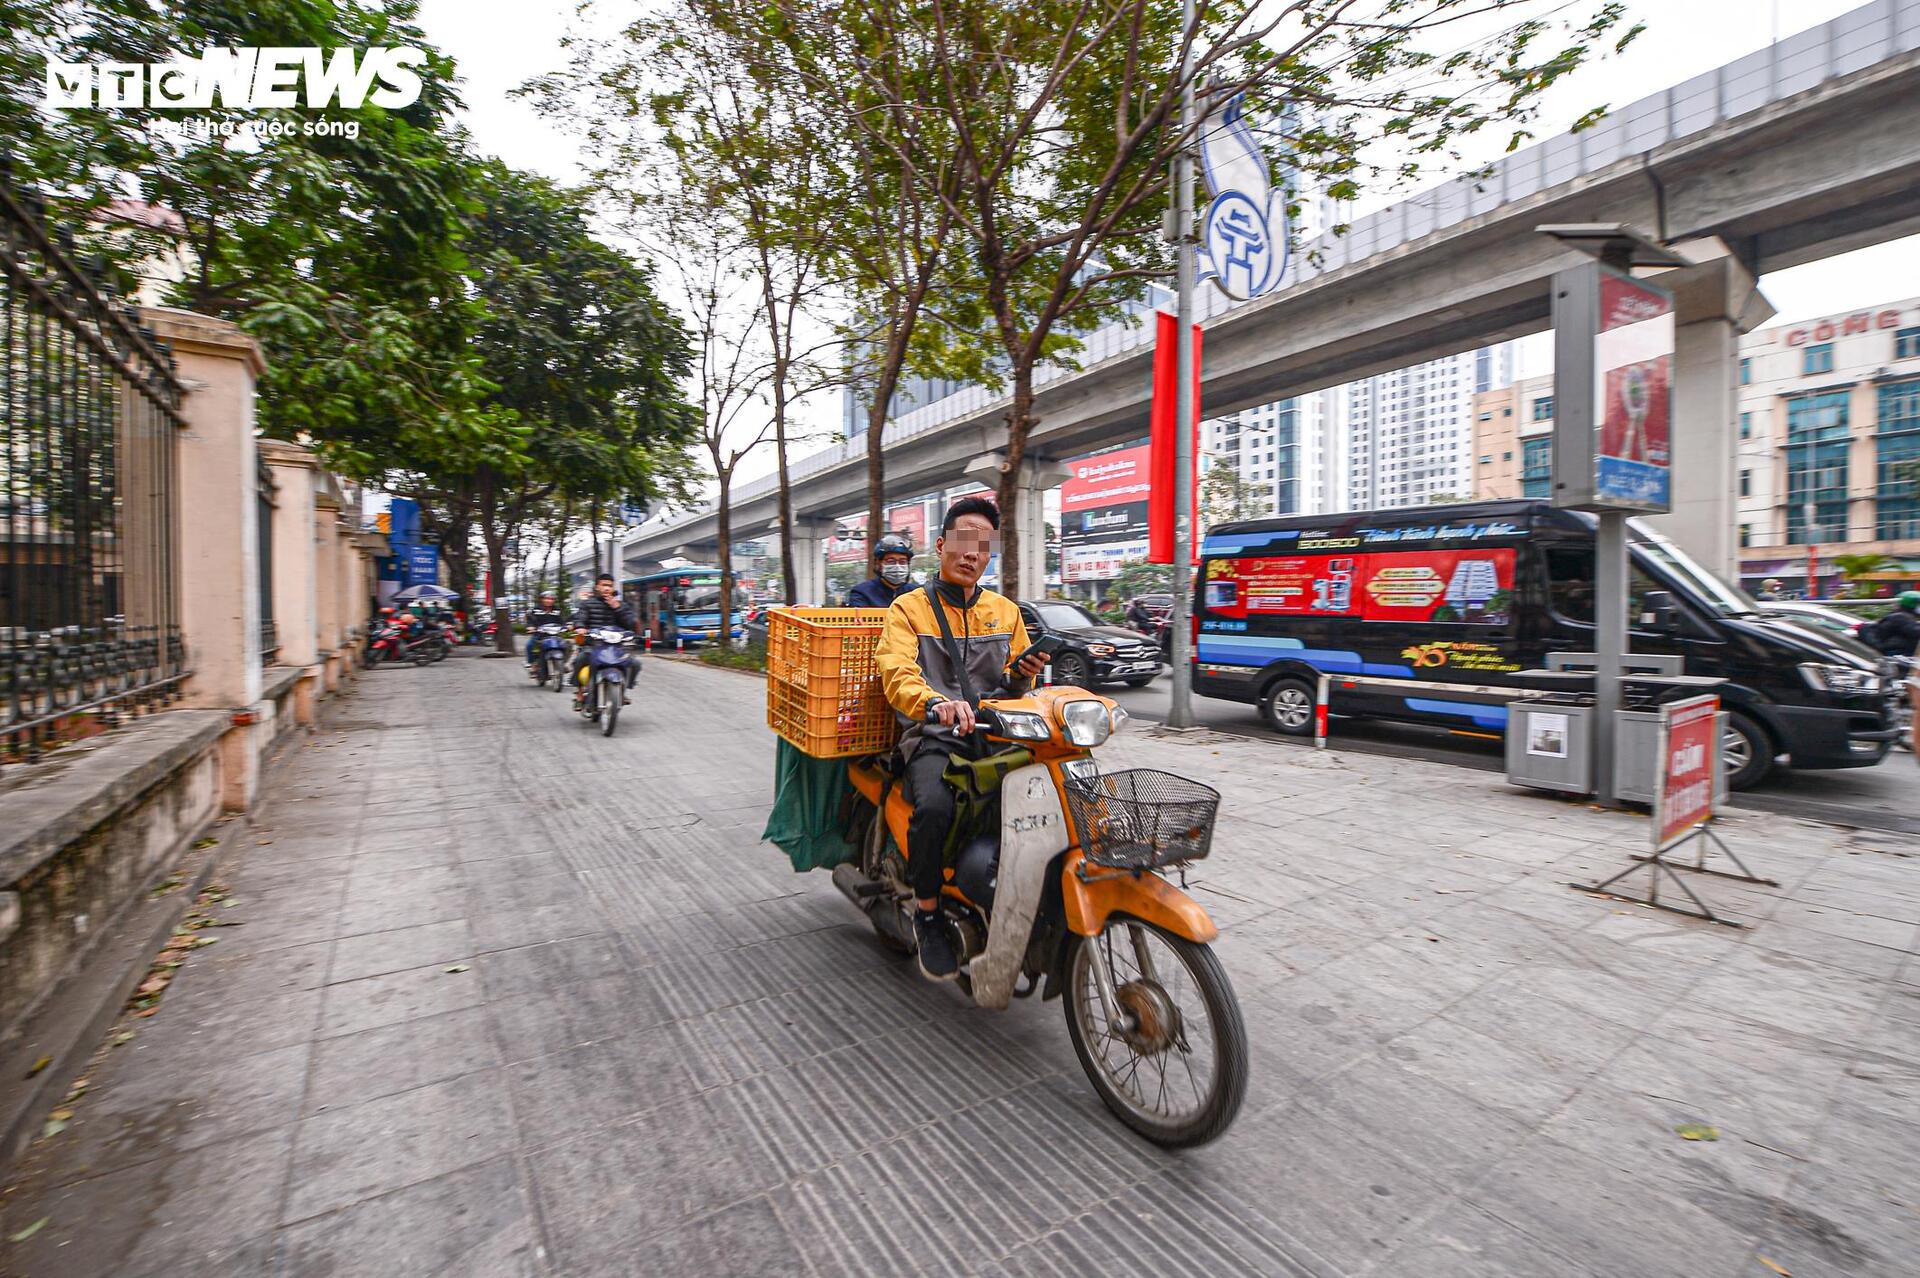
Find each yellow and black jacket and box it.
[876,579,1034,757]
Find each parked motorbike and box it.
[529,623,569,689]
[837,686,1247,1147]
[366,622,432,668]
[574,627,639,736]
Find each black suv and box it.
[1016,598,1164,688]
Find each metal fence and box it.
[1,161,189,760]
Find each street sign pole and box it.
[1167,0,1198,730]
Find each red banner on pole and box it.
[1148,311,1201,564]
[1656,695,1719,851]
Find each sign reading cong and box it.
[1549,261,1675,512]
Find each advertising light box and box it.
[1550,260,1675,513]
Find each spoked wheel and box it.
[600,675,623,737]
[1063,918,1247,1148]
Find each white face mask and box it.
[880,562,910,585]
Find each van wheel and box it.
[1722,711,1775,790]
[1259,676,1317,736]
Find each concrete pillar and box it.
[143,307,266,810]
[312,477,345,689]
[965,454,1067,600]
[1648,240,1775,582]
[784,521,832,606]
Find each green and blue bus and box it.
[624,567,748,647]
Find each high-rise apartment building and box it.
[1347,345,1513,509]
[1202,390,1347,518]
[1473,295,1920,594]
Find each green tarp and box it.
[761,738,857,872]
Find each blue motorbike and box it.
[530,623,570,690]
[575,627,639,737]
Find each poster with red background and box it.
[1203,549,1515,624]
[1656,695,1720,849]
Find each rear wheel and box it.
[1258,675,1316,736]
[1053,651,1091,688]
[1063,919,1247,1148]
[1722,710,1775,790]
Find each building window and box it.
[1478,454,1493,465]
[1897,327,1920,360]
[1802,343,1835,376]
[1477,411,1492,422]
[1502,408,1511,417]
[1738,470,1751,498]
[1739,411,1752,439]
[1520,436,1551,500]
[1738,524,1752,548]
[1531,396,1554,421]
[1786,391,1849,544]
[1503,450,1513,460]
[1876,379,1920,539]
[1740,357,1751,385]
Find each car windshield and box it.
[1630,528,1757,617]
[1036,602,1101,630]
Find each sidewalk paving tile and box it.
[5,654,1916,1276]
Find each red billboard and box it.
[1656,695,1719,850]
[1062,446,1151,513]
[1201,548,1515,625]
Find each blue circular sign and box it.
[1203,190,1283,300]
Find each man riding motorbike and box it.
[525,591,568,675]
[848,533,916,609]
[874,497,1049,981]
[570,574,638,708]
[1868,591,1920,659]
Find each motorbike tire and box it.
[430,640,448,663]
[856,805,911,953]
[600,674,623,737]
[367,644,385,669]
[410,648,432,668]
[1063,920,1248,1149]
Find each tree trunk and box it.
[995,363,1037,599]
[716,474,735,649]
[772,374,796,607]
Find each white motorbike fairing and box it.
[965,762,1066,1010]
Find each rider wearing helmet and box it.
[1868,590,1920,658]
[848,532,917,609]
[525,590,567,671]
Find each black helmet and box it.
[872,533,912,560]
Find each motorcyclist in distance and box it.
[848,533,916,609]
[570,574,638,708]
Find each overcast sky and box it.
[416,0,1920,475]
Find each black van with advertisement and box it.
[1191,499,1895,788]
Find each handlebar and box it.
[923,701,1004,734]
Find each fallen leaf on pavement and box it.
[39,1117,66,1139]
[112,1032,135,1047]
[444,964,470,974]
[8,1218,48,1242]
[25,1056,50,1078]
[1758,1259,1789,1276]
[1675,1124,1719,1141]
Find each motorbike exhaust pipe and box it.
[831,864,915,950]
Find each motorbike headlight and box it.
[994,709,1051,740]
[1087,643,1116,657]
[1798,662,1881,695]
[1059,697,1113,746]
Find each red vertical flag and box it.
[1147,310,1202,564]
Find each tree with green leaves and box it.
[1201,453,1266,529]
[454,161,698,653]
[767,0,1640,594]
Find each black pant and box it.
[904,746,957,902]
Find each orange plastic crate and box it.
[764,607,899,758]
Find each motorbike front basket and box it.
[1065,768,1220,872]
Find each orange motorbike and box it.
[837,686,1247,1147]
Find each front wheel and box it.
[600,674,623,737]
[1063,919,1247,1148]
[1052,651,1091,688]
